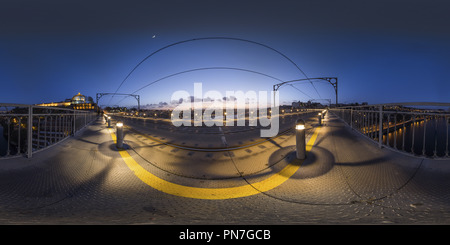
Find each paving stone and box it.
[0,115,449,225]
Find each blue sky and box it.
[1,0,449,107]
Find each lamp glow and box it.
[296,125,305,130]
[116,122,123,127]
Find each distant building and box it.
[292,101,307,108]
[36,92,98,111]
[292,101,301,108]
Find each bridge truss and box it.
[96,93,140,111]
[273,77,338,106]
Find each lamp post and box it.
[295,119,306,159]
[116,122,124,149]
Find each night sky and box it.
[1,0,449,108]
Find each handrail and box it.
[336,102,450,109]
[0,104,98,159]
[330,103,450,159]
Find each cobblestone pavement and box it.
[0,114,449,225]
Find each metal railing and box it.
[331,103,450,159]
[0,103,98,159]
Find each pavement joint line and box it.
[107,126,321,200]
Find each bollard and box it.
[318,113,322,126]
[107,116,111,128]
[295,119,306,159]
[116,122,124,149]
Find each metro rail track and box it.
[110,115,317,152]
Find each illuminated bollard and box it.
[116,122,124,149]
[318,113,322,126]
[295,119,306,159]
[107,116,111,128]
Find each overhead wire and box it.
[288,84,313,100]
[107,37,321,106]
[113,66,286,106]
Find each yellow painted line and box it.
[109,126,321,200]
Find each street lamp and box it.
[295,119,306,159]
[116,122,124,149]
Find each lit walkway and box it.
[0,113,449,224]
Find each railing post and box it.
[434,116,438,158]
[386,113,390,147]
[423,116,427,156]
[350,108,353,129]
[73,110,76,135]
[446,116,449,157]
[378,105,383,148]
[394,113,397,149]
[411,115,416,154]
[402,114,406,151]
[27,105,33,158]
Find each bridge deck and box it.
[0,113,449,224]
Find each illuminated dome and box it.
[71,92,86,104]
